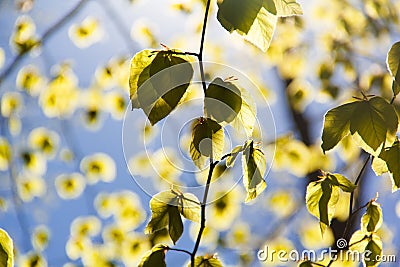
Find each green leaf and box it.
[387,41,400,89]
[138,244,168,267]
[204,78,242,123]
[129,49,153,107]
[190,255,224,267]
[217,0,277,52]
[0,228,13,267]
[178,192,201,223]
[298,261,313,267]
[306,178,340,235]
[190,118,224,168]
[226,145,245,167]
[321,101,357,153]
[146,190,200,244]
[364,237,382,267]
[321,97,398,155]
[242,141,267,203]
[350,232,382,267]
[373,139,400,191]
[129,50,194,125]
[326,173,356,193]
[216,0,302,52]
[230,88,257,138]
[273,0,303,16]
[361,201,383,233]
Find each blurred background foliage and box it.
[0,0,400,266]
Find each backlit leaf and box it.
[138,244,168,267]
[361,201,383,233]
[217,0,277,52]
[387,41,400,89]
[129,50,194,125]
[298,261,313,267]
[321,102,357,153]
[349,232,382,267]
[190,118,224,168]
[190,255,224,267]
[321,97,398,155]
[242,141,267,203]
[372,139,400,191]
[216,0,302,52]
[145,190,200,244]
[0,228,13,267]
[226,145,245,167]
[273,0,303,16]
[205,78,242,123]
[364,237,382,267]
[230,88,257,138]
[326,173,356,193]
[306,178,340,235]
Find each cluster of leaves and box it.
[303,41,400,266]
[128,0,303,265]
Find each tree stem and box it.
[191,160,215,266]
[197,0,212,95]
[343,155,371,239]
[190,1,212,265]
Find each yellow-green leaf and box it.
[230,88,257,138]
[361,201,383,233]
[273,0,303,16]
[204,78,242,123]
[129,49,153,107]
[129,50,194,125]
[321,97,398,155]
[326,173,356,193]
[364,237,382,267]
[226,145,245,167]
[216,0,302,52]
[305,178,340,235]
[0,229,13,267]
[373,139,400,191]
[190,118,224,168]
[321,102,357,153]
[298,261,313,267]
[217,0,277,52]
[349,232,382,267]
[138,244,168,267]
[387,41,400,89]
[190,255,224,267]
[242,141,267,203]
[145,191,183,244]
[178,193,201,223]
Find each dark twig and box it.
[197,0,211,95]
[191,159,215,266]
[168,247,193,257]
[190,0,212,265]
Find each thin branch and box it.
[168,247,193,257]
[190,1,212,265]
[343,155,370,239]
[0,0,89,85]
[169,51,199,57]
[390,95,396,104]
[191,159,215,266]
[197,0,212,95]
